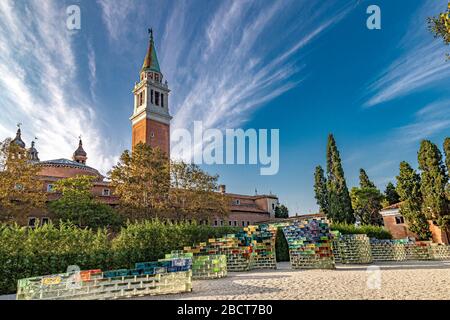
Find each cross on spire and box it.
[148,28,153,41]
[17,122,22,129]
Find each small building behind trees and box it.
[380,203,449,244]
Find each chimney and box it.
[219,185,226,194]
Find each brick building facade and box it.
[380,203,449,244]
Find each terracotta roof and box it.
[38,159,102,177]
[381,202,403,211]
[224,192,278,200]
[230,205,268,214]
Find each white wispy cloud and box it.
[394,100,450,143]
[96,1,353,161]
[365,1,450,107]
[164,1,353,160]
[96,0,137,43]
[87,40,97,101]
[0,0,116,174]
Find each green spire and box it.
[141,28,161,73]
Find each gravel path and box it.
[135,261,450,300]
[2,261,449,300]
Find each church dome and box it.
[73,139,87,164]
[28,141,40,162]
[74,141,87,157]
[37,158,103,180]
[11,128,26,148]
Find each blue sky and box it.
[0,0,449,214]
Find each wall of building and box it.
[382,214,417,239]
[212,212,271,228]
[132,118,170,154]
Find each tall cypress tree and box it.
[396,161,431,240]
[314,166,328,215]
[326,134,354,223]
[444,137,450,200]
[384,182,400,205]
[444,137,450,173]
[417,140,448,227]
[359,169,376,189]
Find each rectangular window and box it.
[151,90,154,104]
[28,217,36,228]
[47,184,54,192]
[155,74,159,82]
[247,221,250,226]
[220,220,224,226]
[214,220,218,226]
[241,221,245,227]
[42,217,50,226]
[395,216,405,224]
[102,189,111,196]
[161,93,164,107]
[155,91,160,106]
[233,221,237,227]
[228,221,232,226]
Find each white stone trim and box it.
[380,208,401,217]
[130,109,172,126]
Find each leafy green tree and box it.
[0,140,46,223]
[359,168,376,189]
[313,165,328,215]
[48,175,122,230]
[384,182,400,206]
[428,1,450,59]
[169,161,229,221]
[396,161,431,240]
[326,134,354,223]
[109,143,171,220]
[110,143,229,222]
[275,204,289,218]
[417,140,449,228]
[350,169,383,225]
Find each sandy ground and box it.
[2,261,449,300]
[134,260,450,300]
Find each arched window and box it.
[155,91,160,106]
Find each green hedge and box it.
[330,223,392,240]
[0,221,241,295]
[275,227,289,262]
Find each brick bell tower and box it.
[130,29,172,155]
